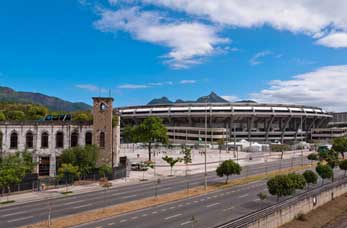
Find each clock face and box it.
[100,103,108,111]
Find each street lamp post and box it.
[204,102,208,191]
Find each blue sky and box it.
[1,0,347,111]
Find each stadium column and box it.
[265,115,275,143]
[281,116,292,144]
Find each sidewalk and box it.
[0,149,311,207]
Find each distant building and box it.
[0,97,120,177]
[118,102,332,144]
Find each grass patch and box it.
[282,192,347,228]
[0,200,15,205]
[25,164,312,228]
[61,191,73,195]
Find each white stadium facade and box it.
[118,102,332,144]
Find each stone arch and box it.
[10,131,18,149]
[41,131,49,148]
[71,131,79,147]
[25,131,34,149]
[85,131,92,145]
[99,132,105,148]
[56,131,64,148]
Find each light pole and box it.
[204,102,208,191]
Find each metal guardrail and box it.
[216,176,347,228]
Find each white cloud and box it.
[94,7,228,69]
[316,32,347,48]
[180,80,196,84]
[141,0,347,35]
[221,95,239,102]
[118,84,149,89]
[250,65,347,111]
[76,84,107,93]
[249,51,272,66]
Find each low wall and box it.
[249,182,347,228]
[218,178,347,228]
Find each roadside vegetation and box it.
[0,151,35,203]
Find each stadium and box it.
[117,102,332,145]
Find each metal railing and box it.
[216,177,347,228]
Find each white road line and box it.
[206,203,220,208]
[152,211,158,214]
[142,214,148,217]
[63,199,85,206]
[131,216,138,220]
[165,214,182,220]
[239,194,249,198]
[7,216,34,223]
[120,219,127,223]
[159,187,172,191]
[181,221,192,226]
[121,194,137,199]
[1,211,26,218]
[170,206,176,209]
[223,206,234,211]
[73,203,92,209]
[108,222,115,226]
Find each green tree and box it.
[303,170,318,188]
[316,163,333,184]
[181,146,192,191]
[216,160,242,184]
[98,164,112,179]
[27,105,48,120]
[162,156,182,176]
[0,152,34,201]
[72,112,92,122]
[135,117,169,161]
[287,173,306,190]
[332,137,347,159]
[0,112,6,121]
[307,153,318,162]
[267,175,295,201]
[6,110,25,120]
[58,163,80,192]
[339,159,347,177]
[60,145,99,179]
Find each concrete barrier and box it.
[218,178,347,228]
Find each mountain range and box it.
[148,92,256,105]
[0,86,91,111]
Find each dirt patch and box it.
[24,164,312,228]
[281,193,347,228]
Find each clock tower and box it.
[92,97,116,167]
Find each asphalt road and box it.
[0,157,309,228]
[75,168,346,228]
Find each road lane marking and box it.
[131,216,138,220]
[159,187,172,191]
[73,203,92,209]
[206,203,220,208]
[181,221,192,226]
[239,194,249,198]
[121,194,137,199]
[63,199,86,206]
[120,219,127,223]
[7,216,34,223]
[108,222,115,226]
[142,214,148,217]
[223,206,234,211]
[152,211,158,214]
[165,214,182,220]
[170,206,176,209]
[1,211,27,217]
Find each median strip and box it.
[24,164,312,228]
